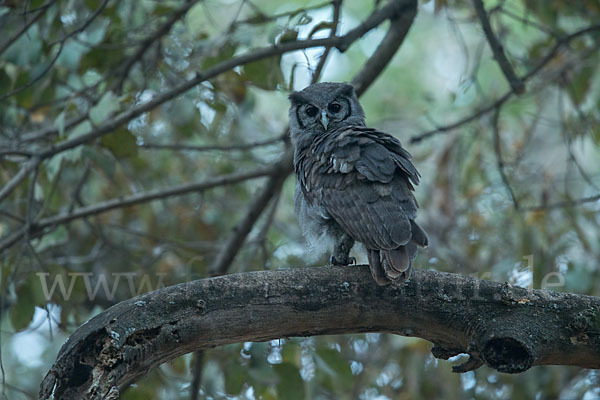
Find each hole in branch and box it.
[482,337,533,373]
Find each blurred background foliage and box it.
[1,0,600,398]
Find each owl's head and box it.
[288,82,365,145]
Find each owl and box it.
[289,82,428,285]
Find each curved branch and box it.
[40,266,600,399]
[0,164,276,253]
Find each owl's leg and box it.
[330,233,356,266]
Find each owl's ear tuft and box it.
[338,83,356,97]
[289,91,307,104]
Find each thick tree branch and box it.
[40,266,600,399]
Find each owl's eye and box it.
[305,105,318,117]
[328,103,341,113]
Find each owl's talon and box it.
[330,255,356,266]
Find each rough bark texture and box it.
[40,265,600,399]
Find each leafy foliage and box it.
[0,0,599,399]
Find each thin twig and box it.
[0,41,64,102]
[48,0,110,46]
[472,0,524,94]
[311,0,342,83]
[523,194,600,212]
[189,350,205,400]
[237,1,333,25]
[114,0,196,93]
[139,136,284,152]
[411,92,512,144]
[0,209,24,223]
[491,107,519,209]
[0,0,55,57]
[559,76,600,191]
[0,156,41,205]
[496,6,558,37]
[245,191,281,270]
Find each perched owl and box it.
[289,82,428,285]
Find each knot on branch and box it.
[482,337,533,373]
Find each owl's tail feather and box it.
[382,247,411,282]
[367,247,412,286]
[410,220,429,248]
[367,249,390,286]
[368,221,428,286]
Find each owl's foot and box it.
[330,233,355,266]
[330,255,356,266]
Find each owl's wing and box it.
[303,126,424,251]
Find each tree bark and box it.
[40,265,600,399]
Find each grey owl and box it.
[289,82,428,286]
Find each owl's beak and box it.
[320,110,329,130]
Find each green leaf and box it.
[34,225,68,252]
[316,347,353,388]
[242,56,284,90]
[201,43,236,70]
[225,361,247,395]
[0,67,11,94]
[90,91,120,125]
[273,363,304,400]
[45,147,82,180]
[82,146,116,177]
[10,279,39,331]
[54,111,66,137]
[591,124,600,146]
[100,128,138,158]
[153,4,175,16]
[278,29,299,44]
[82,69,102,87]
[567,64,594,105]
